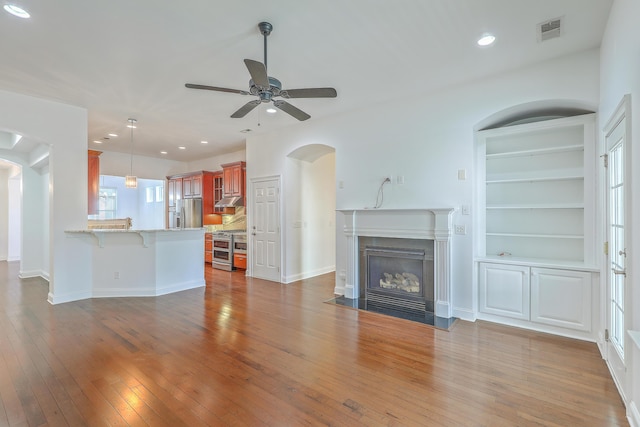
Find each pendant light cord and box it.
[128,118,136,175]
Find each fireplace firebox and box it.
[360,237,434,314]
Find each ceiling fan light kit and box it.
[185,21,337,121]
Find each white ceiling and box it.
[0,0,612,163]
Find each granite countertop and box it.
[66,228,205,233]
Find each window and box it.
[155,185,164,203]
[98,187,117,219]
[146,187,154,203]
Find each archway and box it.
[0,158,22,262]
[284,144,336,282]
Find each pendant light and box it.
[125,118,137,188]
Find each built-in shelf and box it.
[486,232,584,239]
[475,113,597,340]
[477,255,599,272]
[486,175,584,184]
[486,203,584,210]
[476,113,596,265]
[485,144,584,159]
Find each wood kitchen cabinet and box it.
[88,150,102,215]
[205,233,213,263]
[213,171,224,213]
[221,161,246,198]
[167,171,220,227]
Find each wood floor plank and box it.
[0,260,629,426]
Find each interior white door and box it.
[604,101,629,400]
[251,177,281,282]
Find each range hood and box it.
[215,196,244,208]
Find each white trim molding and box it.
[338,208,455,318]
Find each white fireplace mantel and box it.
[338,208,455,318]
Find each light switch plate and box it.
[454,225,466,235]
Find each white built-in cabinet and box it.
[479,263,592,332]
[475,114,599,340]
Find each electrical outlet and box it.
[461,205,470,215]
[454,225,466,235]
[114,271,120,279]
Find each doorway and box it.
[603,95,631,401]
[249,176,281,282]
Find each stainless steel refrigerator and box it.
[178,198,203,228]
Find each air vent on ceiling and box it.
[537,17,563,42]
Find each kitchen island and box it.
[62,228,205,301]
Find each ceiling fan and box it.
[185,22,337,121]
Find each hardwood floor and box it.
[0,261,628,426]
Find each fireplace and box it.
[338,208,454,318]
[361,237,434,313]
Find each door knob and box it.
[613,268,626,276]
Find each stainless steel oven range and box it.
[212,231,234,271]
[232,232,247,270]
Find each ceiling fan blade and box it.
[280,88,337,99]
[244,59,270,88]
[231,100,261,118]
[273,100,311,121]
[185,83,249,95]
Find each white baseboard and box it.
[283,265,335,284]
[629,401,639,427]
[48,290,92,305]
[19,269,49,281]
[452,307,476,322]
[93,279,205,298]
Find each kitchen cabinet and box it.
[234,253,247,269]
[167,171,220,228]
[168,177,182,209]
[221,161,245,198]
[205,233,213,263]
[213,171,224,213]
[88,150,102,215]
[478,262,595,335]
[183,174,202,198]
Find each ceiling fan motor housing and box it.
[249,76,282,102]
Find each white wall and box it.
[8,172,21,262]
[0,89,88,303]
[247,48,600,319]
[99,150,186,180]
[283,151,336,282]
[187,149,246,172]
[600,0,640,422]
[0,169,7,260]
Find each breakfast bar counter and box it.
[64,228,205,299]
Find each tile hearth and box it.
[326,296,457,330]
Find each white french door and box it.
[250,177,281,282]
[603,96,630,400]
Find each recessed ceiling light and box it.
[93,140,103,144]
[160,151,167,154]
[201,140,208,144]
[477,33,496,46]
[4,4,30,19]
[266,108,277,114]
[178,146,186,150]
[108,133,118,137]
[240,128,252,133]
[127,124,137,129]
